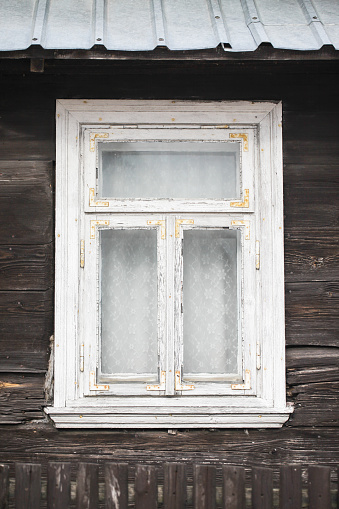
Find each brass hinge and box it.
[80,344,84,372]
[147,220,166,240]
[146,371,166,391]
[80,240,85,268]
[89,371,109,391]
[175,371,195,391]
[256,240,260,270]
[90,220,110,239]
[231,370,251,390]
[231,220,250,240]
[256,342,261,370]
[89,188,109,207]
[175,219,194,238]
[230,189,249,208]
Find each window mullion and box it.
[165,216,175,395]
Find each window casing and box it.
[47,100,292,428]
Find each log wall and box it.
[0,57,338,468]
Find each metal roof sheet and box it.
[0,0,338,52]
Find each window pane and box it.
[100,229,158,377]
[99,142,240,199]
[183,229,239,376]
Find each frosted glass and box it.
[99,142,240,199]
[183,229,239,376]
[100,229,158,376]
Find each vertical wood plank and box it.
[76,463,99,509]
[105,463,128,509]
[134,465,157,509]
[222,465,245,509]
[308,466,331,509]
[193,464,216,509]
[0,464,9,509]
[15,463,41,509]
[280,465,302,509]
[47,462,71,509]
[252,467,273,509]
[164,463,186,509]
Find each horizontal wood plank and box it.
[0,374,45,424]
[0,244,53,291]
[284,230,339,283]
[0,161,54,244]
[283,164,339,187]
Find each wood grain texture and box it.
[134,465,157,509]
[0,244,53,291]
[163,463,186,509]
[308,466,331,509]
[0,161,54,244]
[280,465,302,509]
[222,465,245,509]
[47,462,71,509]
[252,467,273,509]
[0,464,9,509]
[0,374,44,423]
[105,463,128,509]
[15,463,41,509]
[76,463,99,509]
[193,465,216,509]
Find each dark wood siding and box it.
[0,58,338,467]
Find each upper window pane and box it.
[99,141,240,200]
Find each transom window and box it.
[47,100,292,428]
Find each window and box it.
[46,100,292,428]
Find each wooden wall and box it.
[0,57,338,469]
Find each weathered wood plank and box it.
[284,140,339,165]
[0,161,53,244]
[47,462,71,509]
[193,465,216,509]
[0,244,53,291]
[0,464,9,509]
[134,465,157,509]
[283,164,339,187]
[289,381,339,426]
[252,467,273,509]
[15,463,41,509]
[76,463,99,509]
[284,230,339,283]
[308,466,331,509]
[222,465,245,509]
[0,374,45,423]
[163,462,186,509]
[280,465,302,509]
[0,290,53,372]
[284,187,339,230]
[105,463,128,509]
[286,347,339,385]
[285,319,339,347]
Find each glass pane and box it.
[100,228,158,377]
[99,142,240,199]
[183,229,239,376]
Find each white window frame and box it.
[46,100,293,428]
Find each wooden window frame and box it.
[46,100,293,428]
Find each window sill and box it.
[45,404,293,429]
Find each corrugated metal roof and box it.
[0,0,338,52]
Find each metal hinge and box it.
[146,370,166,391]
[256,240,260,270]
[147,220,166,239]
[80,344,84,372]
[89,371,109,391]
[231,370,251,390]
[175,371,195,391]
[80,240,85,268]
[256,342,261,370]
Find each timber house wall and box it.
[0,56,338,478]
